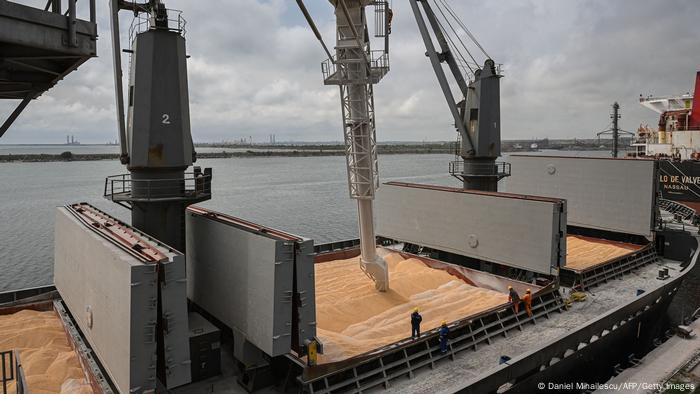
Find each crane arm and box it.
[409,0,506,191]
[409,0,474,155]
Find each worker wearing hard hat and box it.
[411,307,423,339]
[508,285,520,314]
[439,320,449,354]
[522,289,533,317]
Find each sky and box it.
[1,0,699,144]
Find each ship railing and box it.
[448,160,511,180]
[1,350,27,394]
[560,244,659,291]
[297,289,566,393]
[128,7,186,44]
[322,50,390,85]
[104,171,212,202]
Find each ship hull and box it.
[461,282,678,393]
[2,234,697,394]
[658,160,700,211]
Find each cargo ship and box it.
[629,72,700,213]
[1,1,698,394]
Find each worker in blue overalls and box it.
[411,307,422,339]
[439,320,449,353]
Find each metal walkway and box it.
[298,289,565,394]
[560,243,660,291]
[0,0,97,137]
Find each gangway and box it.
[0,0,97,137]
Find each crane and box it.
[105,0,212,253]
[295,0,502,289]
[410,0,509,191]
[296,0,391,291]
[596,102,634,158]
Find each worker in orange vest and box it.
[508,285,520,314]
[522,289,533,317]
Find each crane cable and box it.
[432,0,478,67]
[436,0,490,59]
[429,1,475,79]
[435,16,475,78]
[295,0,335,63]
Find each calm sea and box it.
[0,150,608,292]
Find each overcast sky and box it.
[1,0,699,144]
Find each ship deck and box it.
[0,250,687,393]
[165,257,685,394]
[391,257,683,394]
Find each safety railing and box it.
[322,50,390,85]
[299,289,566,394]
[373,0,390,38]
[128,7,186,44]
[448,160,511,179]
[560,244,660,291]
[1,350,26,394]
[104,171,212,203]
[42,0,96,23]
[0,285,56,305]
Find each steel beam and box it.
[0,96,31,138]
[108,0,129,163]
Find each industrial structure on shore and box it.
[0,1,698,394]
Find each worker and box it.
[522,288,533,317]
[439,320,449,354]
[508,285,520,314]
[411,307,422,339]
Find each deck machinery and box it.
[104,0,211,253]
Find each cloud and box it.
[1,0,698,144]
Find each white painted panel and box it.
[54,207,158,394]
[376,183,566,275]
[185,212,294,356]
[504,156,656,237]
[160,255,192,388]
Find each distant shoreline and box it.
[0,142,615,163]
[0,147,455,163]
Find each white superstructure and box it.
[630,74,700,161]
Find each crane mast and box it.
[332,0,389,291]
[300,0,391,291]
[105,0,212,252]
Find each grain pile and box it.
[566,235,642,271]
[315,251,508,362]
[0,309,93,394]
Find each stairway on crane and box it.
[0,0,97,137]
